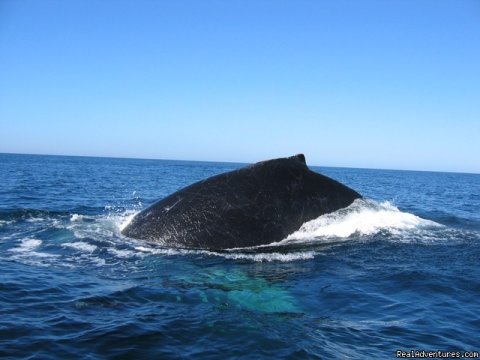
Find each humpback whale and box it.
[122,154,362,250]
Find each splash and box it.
[70,214,84,222]
[285,199,442,242]
[116,210,139,232]
[4,201,446,268]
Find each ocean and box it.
[0,153,479,359]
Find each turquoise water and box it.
[0,153,479,359]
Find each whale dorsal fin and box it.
[291,153,306,165]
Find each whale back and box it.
[122,154,361,249]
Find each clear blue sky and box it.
[1,0,479,173]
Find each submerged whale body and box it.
[122,154,362,250]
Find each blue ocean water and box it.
[0,153,479,359]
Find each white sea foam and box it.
[8,238,60,266]
[133,245,315,262]
[134,245,191,256]
[285,199,441,243]
[90,257,106,266]
[9,238,43,252]
[70,214,84,222]
[36,199,441,266]
[0,220,15,227]
[25,217,45,223]
[63,241,97,253]
[4,199,448,268]
[221,251,316,262]
[107,248,137,258]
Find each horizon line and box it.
[0,151,478,176]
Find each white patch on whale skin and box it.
[164,197,183,212]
